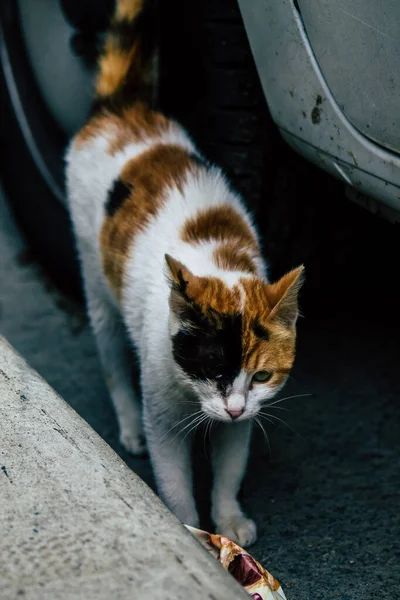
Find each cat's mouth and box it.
[201,404,251,423]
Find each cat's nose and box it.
[226,408,244,420]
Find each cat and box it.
[65,0,304,547]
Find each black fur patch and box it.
[105,178,132,216]
[172,306,242,395]
[252,321,270,342]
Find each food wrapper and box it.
[185,525,287,599]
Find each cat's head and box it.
[165,255,304,422]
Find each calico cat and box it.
[66,0,303,547]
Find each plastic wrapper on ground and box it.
[185,525,287,599]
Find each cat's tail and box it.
[93,0,159,111]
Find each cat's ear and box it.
[165,254,193,288]
[165,254,196,317]
[266,266,304,327]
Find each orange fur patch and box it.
[213,242,257,274]
[181,205,258,250]
[166,256,241,318]
[240,270,303,377]
[181,205,260,275]
[95,0,144,99]
[74,103,169,153]
[100,145,201,298]
[238,279,291,377]
[108,104,170,155]
[96,41,136,98]
[116,0,143,21]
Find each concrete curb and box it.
[0,336,248,599]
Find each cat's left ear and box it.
[165,254,197,317]
[266,266,304,327]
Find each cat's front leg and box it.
[143,406,199,527]
[211,420,257,547]
[84,280,145,456]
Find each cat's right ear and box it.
[164,254,194,317]
[165,254,192,288]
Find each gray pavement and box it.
[0,336,248,599]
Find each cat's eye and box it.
[252,371,272,383]
[214,374,224,381]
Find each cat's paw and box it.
[119,429,147,456]
[179,514,200,529]
[169,502,200,529]
[216,515,257,548]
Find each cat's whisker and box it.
[256,412,275,426]
[160,410,203,442]
[259,411,300,437]
[180,414,208,447]
[172,419,201,446]
[205,417,211,440]
[204,416,216,454]
[265,392,313,407]
[259,411,289,425]
[203,417,212,456]
[178,413,205,436]
[179,400,200,405]
[174,410,203,426]
[184,412,206,431]
[208,418,216,441]
[253,417,271,459]
[167,412,205,444]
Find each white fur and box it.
[65,120,278,546]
